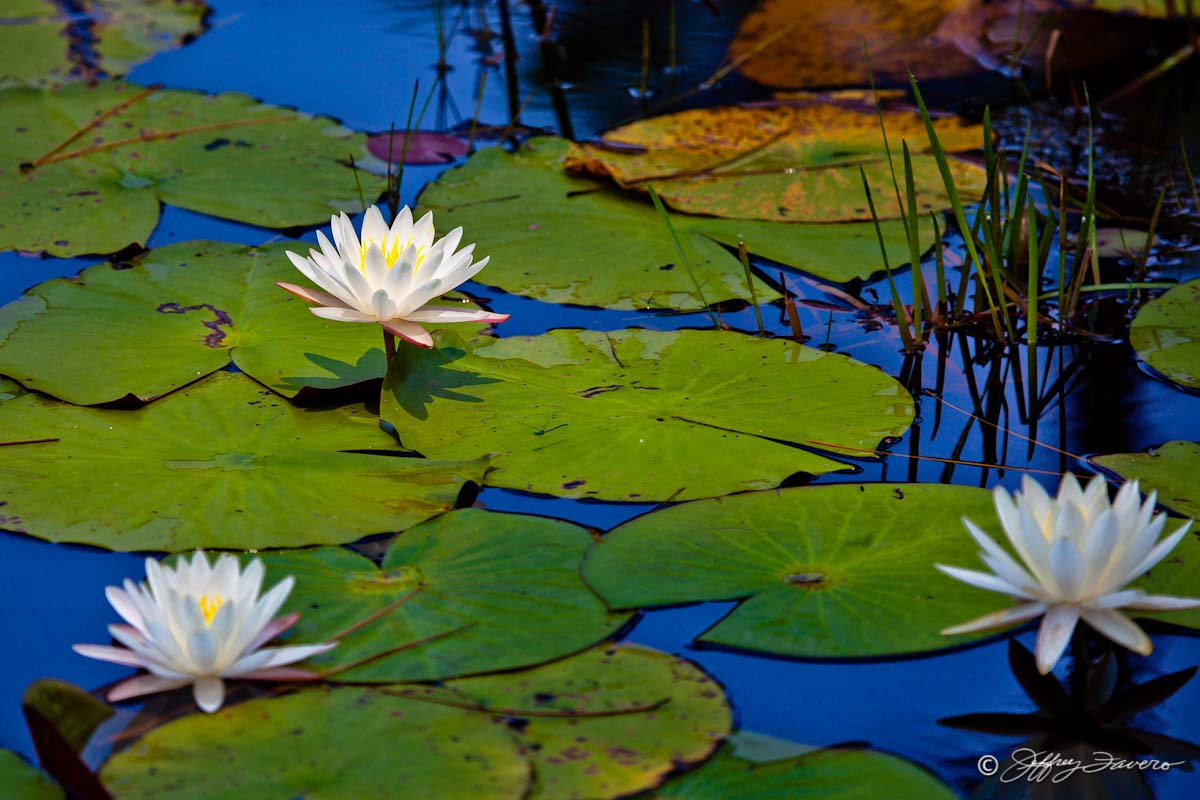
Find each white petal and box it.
[311,306,376,323]
[1048,537,1085,602]
[935,564,1033,598]
[105,586,145,631]
[1034,604,1081,674]
[360,205,389,250]
[189,629,218,673]
[941,602,1047,635]
[1080,608,1152,655]
[1079,509,1119,590]
[285,251,355,307]
[1126,520,1193,580]
[193,676,226,713]
[963,518,1041,594]
[1122,593,1200,611]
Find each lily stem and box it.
[384,329,396,363]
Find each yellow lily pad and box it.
[565,101,986,222]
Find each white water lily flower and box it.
[74,551,335,713]
[937,474,1200,674]
[277,204,507,348]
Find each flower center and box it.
[197,594,224,626]
[360,236,429,272]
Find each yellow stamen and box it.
[357,235,429,273]
[197,594,224,626]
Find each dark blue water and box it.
[3,2,1200,797]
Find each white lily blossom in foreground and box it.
[937,474,1200,674]
[74,552,335,713]
[278,204,507,348]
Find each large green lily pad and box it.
[0,81,384,257]
[0,240,498,405]
[1129,280,1200,389]
[649,737,958,799]
[100,687,531,800]
[380,328,915,502]
[0,1,208,89]
[418,137,935,310]
[565,101,986,223]
[0,371,488,551]
[583,483,1017,658]
[435,643,732,799]
[253,509,630,682]
[0,750,63,800]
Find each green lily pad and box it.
[257,509,630,682]
[0,240,497,404]
[0,371,488,551]
[380,329,915,502]
[434,643,732,799]
[0,1,207,89]
[583,483,1012,658]
[565,102,986,223]
[0,81,384,257]
[1129,280,1200,389]
[0,750,63,800]
[100,686,531,800]
[1091,441,1200,631]
[1093,441,1200,521]
[418,137,934,310]
[648,737,958,799]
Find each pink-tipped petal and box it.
[73,644,146,668]
[277,282,351,309]
[243,612,301,653]
[108,674,191,703]
[403,306,509,324]
[381,319,434,348]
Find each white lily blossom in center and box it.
[937,474,1200,674]
[278,204,507,348]
[74,551,335,713]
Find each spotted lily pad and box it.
[1129,280,1200,389]
[100,686,532,800]
[0,240,495,405]
[583,484,1017,658]
[253,509,630,682]
[0,750,63,800]
[565,101,986,223]
[648,736,958,799]
[419,137,935,310]
[0,371,488,551]
[0,0,207,89]
[380,329,914,502]
[0,81,384,257]
[434,643,732,799]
